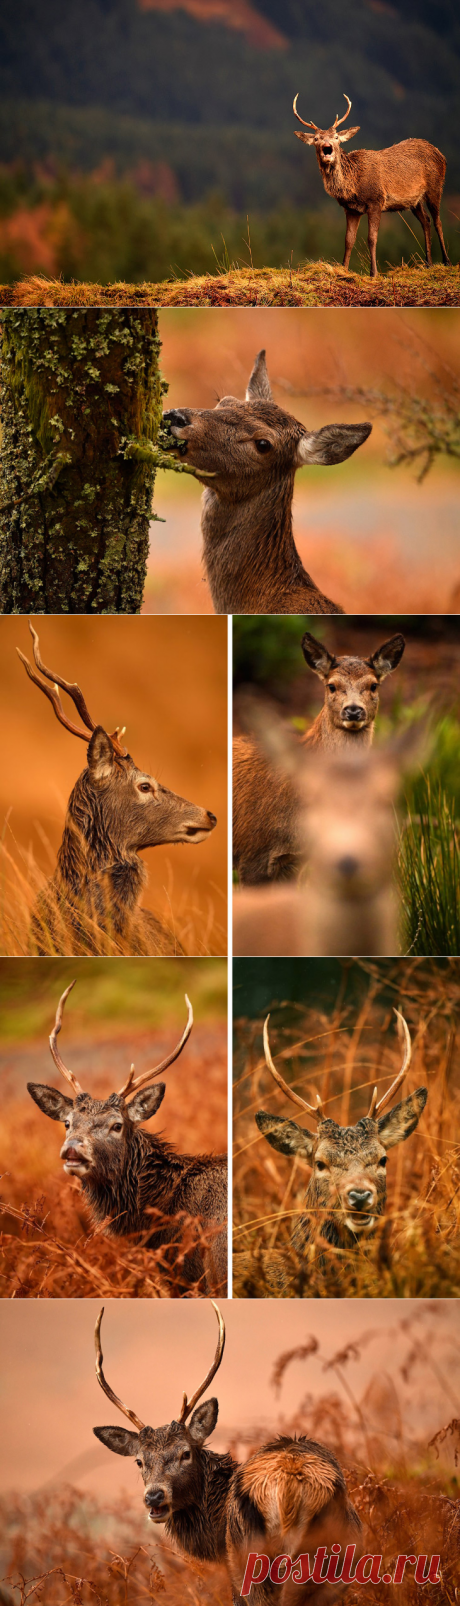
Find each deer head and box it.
[163,350,371,502]
[293,92,360,172]
[17,622,216,859]
[256,1013,427,1236]
[92,1302,225,1520]
[27,982,194,1183]
[302,631,406,735]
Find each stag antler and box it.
[17,621,128,758]
[118,995,194,1101]
[49,980,83,1096]
[293,93,319,131]
[263,1015,324,1120]
[179,1301,225,1424]
[332,94,352,129]
[95,1307,146,1432]
[367,1010,412,1118]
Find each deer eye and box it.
[64,1119,71,1129]
[255,439,272,453]
[138,782,151,794]
[370,682,378,693]
[378,1155,387,1167]
[328,683,337,694]
[111,1123,123,1133]
[181,1450,191,1462]
[315,1160,328,1171]
[135,1458,143,1467]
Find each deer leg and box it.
[427,198,451,265]
[411,202,432,266]
[342,210,360,270]
[367,207,381,277]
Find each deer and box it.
[293,93,450,279]
[27,983,227,1294]
[245,1012,427,1295]
[17,621,217,956]
[163,350,372,615]
[233,629,406,884]
[92,1301,363,1604]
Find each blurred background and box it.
[0,0,459,281]
[0,1299,458,1600]
[0,957,227,1298]
[147,308,460,613]
[0,616,227,956]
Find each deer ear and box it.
[255,1111,315,1158]
[126,1085,166,1124]
[188,1398,219,1443]
[246,350,273,403]
[87,727,115,782]
[301,631,336,680]
[294,130,316,145]
[368,635,406,679]
[297,422,372,467]
[337,126,360,142]
[377,1087,427,1150]
[93,1425,140,1457]
[27,1082,74,1122]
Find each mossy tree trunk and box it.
[0,308,164,613]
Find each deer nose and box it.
[145,1488,167,1509]
[337,855,359,878]
[163,409,190,427]
[207,811,217,827]
[347,1189,374,1210]
[342,704,365,721]
[61,1142,83,1159]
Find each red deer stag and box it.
[293,93,450,278]
[233,629,405,884]
[247,1012,427,1294]
[27,983,227,1294]
[92,1302,363,1603]
[163,350,371,614]
[17,621,217,955]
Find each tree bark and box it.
[0,307,163,613]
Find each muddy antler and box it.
[367,1010,412,1118]
[293,93,319,131]
[263,1015,324,1120]
[17,621,128,758]
[332,94,352,129]
[49,981,83,1096]
[118,995,194,1101]
[95,1308,146,1432]
[179,1301,225,1424]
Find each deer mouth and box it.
[62,1147,90,1175]
[147,1502,170,1523]
[345,1212,375,1234]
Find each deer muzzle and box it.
[145,1487,170,1521]
[341,704,366,726]
[343,1183,377,1233]
[60,1141,90,1175]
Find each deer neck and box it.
[201,476,310,613]
[56,783,147,926]
[167,1449,237,1562]
[317,148,361,206]
[82,1129,181,1233]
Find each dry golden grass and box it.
[1,263,458,307]
[233,962,460,1300]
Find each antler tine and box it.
[94,1308,145,1433]
[119,995,194,1100]
[17,648,93,744]
[28,621,96,733]
[179,1302,225,1425]
[49,980,83,1096]
[263,1015,324,1119]
[333,93,352,129]
[293,93,319,131]
[372,1011,412,1119]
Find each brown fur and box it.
[295,102,450,276]
[163,351,371,615]
[233,631,405,883]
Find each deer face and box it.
[93,1402,218,1520]
[81,728,216,852]
[301,634,406,735]
[293,96,360,173]
[163,350,371,503]
[256,1095,427,1237]
[26,1084,166,1181]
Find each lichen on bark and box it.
[0,308,164,614]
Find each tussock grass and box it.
[233,963,460,1300]
[399,780,460,958]
[1,263,458,308]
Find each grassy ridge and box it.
[1,264,458,307]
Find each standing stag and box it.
[247,1012,427,1294]
[92,1302,363,1604]
[27,983,227,1294]
[293,93,450,278]
[233,629,405,884]
[163,350,371,615]
[17,622,217,955]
